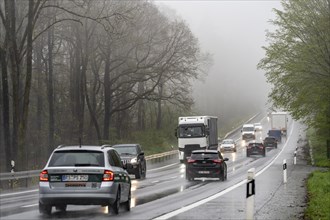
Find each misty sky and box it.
[156,0,282,121]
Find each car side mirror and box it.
[223,158,229,161]
[140,151,144,156]
[205,128,210,136]
[122,162,127,169]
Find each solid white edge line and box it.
[22,203,38,208]
[0,189,38,198]
[148,162,179,172]
[153,123,295,220]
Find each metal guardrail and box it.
[0,113,260,182]
[0,150,179,181]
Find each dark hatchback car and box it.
[246,141,266,157]
[112,144,146,179]
[263,136,278,149]
[185,150,228,181]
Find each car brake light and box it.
[102,170,114,181]
[213,159,222,164]
[187,159,196,163]
[39,170,49,182]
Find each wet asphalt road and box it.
[1,114,308,220]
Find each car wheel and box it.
[55,204,67,212]
[110,189,120,215]
[246,151,250,157]
[142,163,147,179]
[135,165,141,179]
[124,189,131,211]
[263,150,266,157]
[224,165,227,181]
[39,202,52,215]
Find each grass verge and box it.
[305,128,330,220]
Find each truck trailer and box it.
[176,116,218,163]
[270,112,288,136]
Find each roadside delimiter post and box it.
[246,168,255,220]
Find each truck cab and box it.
[176,116,218,163]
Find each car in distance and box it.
[263,136,278,148]
[39,145,131,216]
[218,139,237,152]
[185,149,229,181]
[254,122,263,131]
[112,144,146,179]
[246,141,266,157]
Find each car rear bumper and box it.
[39,182,117,205]
[186,167,222,178]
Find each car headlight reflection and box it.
[130,157,137,164]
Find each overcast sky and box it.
[156,0,282,122]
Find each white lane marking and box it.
[152,180,160,184]
[148,162,179,172]
[154,123,295,220]
[0,189,38,198]
[22,203,38,208]
[1,163,179,198]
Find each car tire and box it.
[142,163,147,179]
[55,204,67,212]
[135,165,141,179]
[246,151,250,157]
[224,165,227,181]
[263,150,266,157]
[124,189,131,211]
[39,202,52,215]
[110,189,120,215]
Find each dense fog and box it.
[157,1,282,129]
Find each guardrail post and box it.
[246,168,255,220]
[283,159,287,183]
[10,160,15,189]
[293,149,297,165]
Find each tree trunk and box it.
[103,53,111,140]
[156,83,163,130]
[0,46,12,172]
[47,23,55,154]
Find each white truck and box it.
[241,124,256,141]
[270,112,288,135]
[176,116,218,163]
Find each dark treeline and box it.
[0,0,210,171]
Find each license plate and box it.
[198,171,210,174]
[62,175,88,182]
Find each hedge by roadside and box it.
[305,128,330,220]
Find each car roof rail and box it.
[101,144,112,149]
[56,144,66,149]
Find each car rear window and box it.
[48,150,104,167]
[191,152,219,160]
[249,143,263,147]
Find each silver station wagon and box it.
[39,145,131,216]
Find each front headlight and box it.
[130,157,137,164]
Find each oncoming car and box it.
[246,141,266,157]
[39,145,131,216]
[185,150,228,181]
[218,139,237,152]
[112,144,146,179]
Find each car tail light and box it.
[39,170,49,182]
[187,159,196,163]
[102,170,114,181]
[213,159,222,164]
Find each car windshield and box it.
[179,125,204,138]
[113,146,137,155]
[222,140,233,144]
[191,152,219,160]
[243,126,254,131]
[48,150,104,167]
